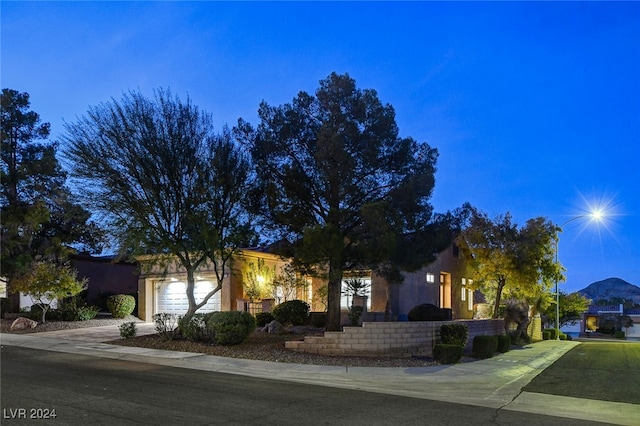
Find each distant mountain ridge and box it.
[576,278,640,305]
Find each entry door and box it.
[439,273,451,309]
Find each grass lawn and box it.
[524,341,640,405]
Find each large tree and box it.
[459,206,560,318]
[1,89,102,294]
[62,89,257,321]
[237,73,451,331]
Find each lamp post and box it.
[554,211,603,340]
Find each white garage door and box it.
[156,280,221,315]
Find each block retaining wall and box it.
[285,319,504,357]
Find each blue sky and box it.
[2,1,639,293]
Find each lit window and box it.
[461,288,466,301]
[462,278,466,286]
[468,289,474,311]
[426,273,435,283]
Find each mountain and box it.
[576,278,640,305]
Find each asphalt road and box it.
[1,346,610,426]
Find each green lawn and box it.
[524,341,640,405]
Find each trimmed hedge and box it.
[272,300,310,326]
[107,294,136,319]
[440,323,468,347]
[433,344,463,364]
[542,330,551,340]
[207,311,256,345]
[543,328,558,340]
[472,335,498,359]
[497,335,511,353]
[408,303,449,321]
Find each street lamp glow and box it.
[554,208,606,340]
[591,209,604,221]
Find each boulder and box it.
[10,317,38,330]
[263,320,285,335]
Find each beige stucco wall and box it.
[137,249,289,321]
[390,244,474,320]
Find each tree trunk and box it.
[384,282,392,321]
[325,257,343,331]
[493,278,506,319]
[183,267,198,324]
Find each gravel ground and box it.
[1,315,472,367]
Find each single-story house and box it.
[137,243,475,323]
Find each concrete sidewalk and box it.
[2,327,639,425]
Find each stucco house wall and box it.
[387,244,475,321]
[137,249,290,322]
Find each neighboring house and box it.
[137,243,474,323]
[626,308,640,341]
[581,304,640,340]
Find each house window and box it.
[341,277,372,310]
[462,278,466,286]
[426,273,435,284]
[461,287,466,301]
[467,289,474,311]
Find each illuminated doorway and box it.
[439,273,451,309]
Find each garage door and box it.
[156,280,221,315]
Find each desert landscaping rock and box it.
[10,317,38,330]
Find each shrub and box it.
[107,294,136,319]
[119,322,137,339]
[559,333,567,340]
[497,335,511,353]
[543,328,558,340]
[348,305,364,326]
[472,335,498,359]
[153,313,179,340]
[614,331,626,339]
[310,312,327,328]
[179,313,216,342]
[207,311,256,345]
[53,297,100,321]
[408,303,448,321]
[508,329,532,346]
[440,323,468,347]
[433,344,464,364]
[271,300,310,326]
[542,330,550,340]
[255,312,275,327]
[74,305,100,321]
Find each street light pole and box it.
[554,211,603,340]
